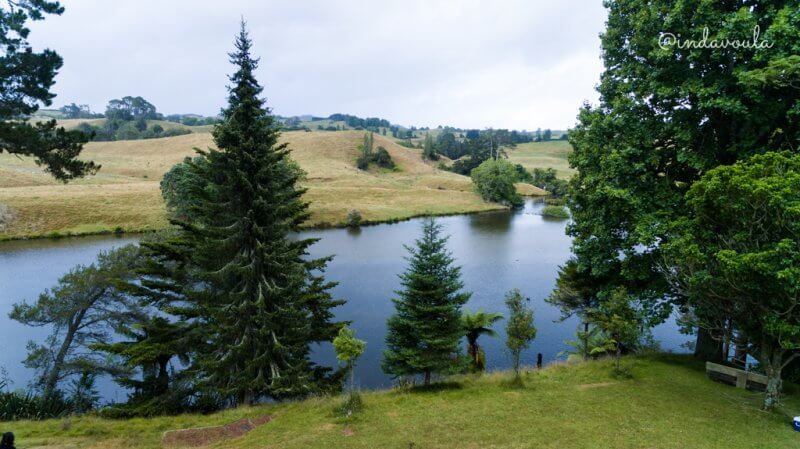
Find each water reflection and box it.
[0,200,685,400]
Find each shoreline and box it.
[0,202,528,243]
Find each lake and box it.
[0,200,688,401]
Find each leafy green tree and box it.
[542,129,552,141]
[383,218,471,385]
[564,1,800,356]
[587,288,644,374]
[664,152,800,410]
[0,0,96,181]
[333,326,366,393]
[505,289,537,380]
[9,245,142,400]
[104,96,160,121]
[59,103,99,119]
[471,158,523,207]
[461,309,503,372]
[422,133,438,160]
[150,23,344,405]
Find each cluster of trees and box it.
[551,0,800,410]
[515,166,568,197]
[384,219,539,384]
[356,132,394,170]
[58,103,103,119]
[328,113,391,131]
[164,114,219,126]
[76,97,191,141]
[9,24,347,418]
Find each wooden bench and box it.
[706,362,768,391]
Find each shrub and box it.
[545,197,566,206]
[0,385,73,421]
[373,146,395,169]
[346,210,362,227]
[540,205,569,219]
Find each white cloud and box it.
[30,0,607,129]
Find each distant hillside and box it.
[0,131,507,239]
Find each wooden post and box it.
[536,353,543,369]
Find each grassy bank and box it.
[8,355,800,449]
[507,140,574,179]
[0,131,544,240]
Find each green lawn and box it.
[507,140,574,179]
[9,355,800,449]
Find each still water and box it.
[0,200,687,401]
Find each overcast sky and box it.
[29,1,607,130]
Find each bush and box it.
[373,146,395,169]
[0,389,73,421]
[471,158,523,207]
[540,205,569,219]
[346,210,362,227]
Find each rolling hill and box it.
[0,131,517,239]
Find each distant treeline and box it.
[56,97,220,141]
[277,112,567,143]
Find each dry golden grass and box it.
[0,131,505,239]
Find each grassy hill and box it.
[507,140,574,179]
[9,355,800,449]
[0,131,516,239]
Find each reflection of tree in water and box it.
[468,210,514,234]
[346,226,363,237]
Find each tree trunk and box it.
[157,356,170,395]
[615,345,621,373]
[694,326,723,362]
[423,370,431,386]
[583,322,590,361]
[349,361,356,392]
[43,315,82,400]
[761,343,786,411]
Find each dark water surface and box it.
[0,200,687,400]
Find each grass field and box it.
[507,140,574,179]
[0,131,525,239]
[8,355,800,449]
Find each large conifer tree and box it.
[383,218,470,385]
[169,22,343,404]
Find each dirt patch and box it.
[162,415,272,447]
[578,382,616,390]
[342,426,355,437]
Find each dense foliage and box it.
[561,0,800,386]
[664,152,800,409]
[471,158,523,207]
[0,0,96,181]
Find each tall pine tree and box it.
[383,218,470,385]
[163,22,343,405]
